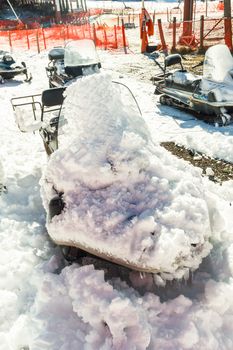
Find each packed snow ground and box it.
[1,13,233,350]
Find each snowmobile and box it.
[45,39,101,88]
[11,39,212,282]
[0,50,32,83]
[153,44,233,126]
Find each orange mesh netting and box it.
[0,23,128,52]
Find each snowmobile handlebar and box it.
[192,60,204,69]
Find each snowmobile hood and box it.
[203,44,233,83]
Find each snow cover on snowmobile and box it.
[46,39,101,88]
[154,44,233,126]
[0,50,32,83]
[36,71,212,281]
[11,39,212,281]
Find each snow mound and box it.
[40,71,212,280]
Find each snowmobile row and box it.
[47,41,233,127]
[0,50,32,83]
[10,39,229,282]
[153,44,233,126]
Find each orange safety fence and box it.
[0,23,128,52]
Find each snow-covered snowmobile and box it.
[46,39,101,88]
[154,44,233,126]
[11,39,212,282]
[0,50,32,83]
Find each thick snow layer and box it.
[1,13,233,350]
[40,71,212,278]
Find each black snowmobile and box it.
[153,44,233,126]
[0,50,32,83]
[46,39,101,88]
[11,39,102,156]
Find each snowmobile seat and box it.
[41,87,66,121]
[48,47,65,61]
[41,87,66,107]
[165,54,184,71]
[168,71,201,92]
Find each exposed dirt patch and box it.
[161,141,233,183]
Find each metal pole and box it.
[224,0,232,49]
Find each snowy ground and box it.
[1,11,233,350]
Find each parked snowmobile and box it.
[0,50,32,83]
[11,39,212,282]
[11,39,108,156]
[154,44,233,126]
[46,39,101,88]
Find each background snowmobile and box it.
[0,50,32,83]
[46,39,101,88]
[153,44,233,126]
[11,39,102,155]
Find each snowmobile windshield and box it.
[64,39,100,67]
[57,74,145,149]
[202,44,233,83]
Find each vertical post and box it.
[172,16,176,51]
[92,23,97,45]
[182,0,193,38]
[26,26,30,50]
[54,0,61,23]
[42,28,46,49]
[224,0,232,49]
[199,15,204,51]
[83,0,87,12]
[103,26,107,50]
[121,19,127,54]
[140,6,147,53]
[82,24,85,38]
[88,22,91,39]
[69,0,73,12]
[36,29,40,53]
[157,19,167,53]
[152,10,155,25]
[114,25,118,49]
[224,17,232,49]
[66,24,69,40]
[8,31,12,52]
[80,0,84,11]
